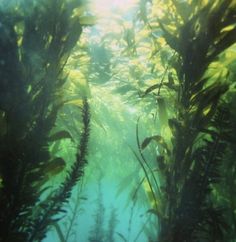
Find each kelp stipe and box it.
[106,207,118,242]
[88,177,119,242]
[0,0,89,241]
[28,99,90,242]
[62,189,88,242]
[89,178,105,242]
[157,1,236,241]
[214,95,236,242]
[137,1,236,241]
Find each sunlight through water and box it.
[90,0,138,17]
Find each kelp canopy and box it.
[0,0,236,242]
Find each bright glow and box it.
[90,0,138,17]
[87,0,138,46]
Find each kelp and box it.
[88,176,119,242]
[0,0,90,241]
[88,177,105,242]
[139,0,236,241]
[27,99,90,242]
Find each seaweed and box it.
[89,178,105,242]
[105,207,118,242]
[0,0,90,241]
[27,99,90,242]
[139,1,236,241]
[88,178,119,242]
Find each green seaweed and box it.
[138,1,236,241]
[0,0,90,241]
[1,1,236,241]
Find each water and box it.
[1,1,236,242]
[43,84,157,242]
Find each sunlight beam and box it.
[90,0,138,16]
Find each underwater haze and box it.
[0,0,236,242]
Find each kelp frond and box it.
[0,0,89,241]
[139,1,236,242]
[28,99,90,242]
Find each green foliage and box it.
[0,0,90,241]
[73,1,236,241]
[29,99,90,242]
[135,1,236,241]
[1,0,234,241]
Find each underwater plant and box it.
[63,190,88,242]
[68,0,236,241]
[137,0,236,241]
[88,177,106,242]
[88,176,119,242]
[1,0,233,241]
[0,0,91,241]
[105,207,118,242]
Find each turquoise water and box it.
[43,85,158,242]
[1,1,236,242]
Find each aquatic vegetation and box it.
[106,207,118,242]
[30,99,90,242]
[89,179,119,242]
[88,178,106,242]
[75,1,236,240]
[136,0,236,241]
[51,187,88,242]
[0,0,91,241]
[1,0,236,241]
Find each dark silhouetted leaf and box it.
[141,135,170,154]
[143,83,160,96]
[43,157,66,176]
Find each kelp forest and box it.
[0,0,236,241]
